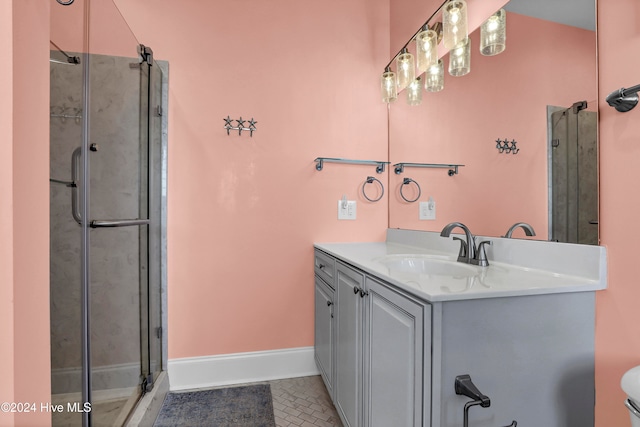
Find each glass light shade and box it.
[443,0,468,50]
[406,77,423,106]
[381,70,398,103]
[448,37,470,77]
[416,29,438,73]
[480,9,506,56]
[396,51,415,91]
[425,59,444,92]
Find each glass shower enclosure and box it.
[49,1,166,425]
[548,104,598,245]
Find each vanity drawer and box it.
[315,250,336,287]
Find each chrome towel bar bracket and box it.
[314,157,389,174]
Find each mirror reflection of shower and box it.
[548,102,598,245]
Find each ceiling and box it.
[504,0,595,31]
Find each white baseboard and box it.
[168,346,319,391]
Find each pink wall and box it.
[0,2,16,426]
[113,0,389,359]
[50,0,83,53]
[1,1,52,426]
[596,1,640,424]
[51,0,140,59]
[389,13,596,238]
[12,1,52,425]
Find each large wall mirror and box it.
[388,0,598,244]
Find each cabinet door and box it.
[335,262,365,427]
[364,277,428,427]
[314,276,334,396]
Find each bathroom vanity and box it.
[314,229,606,427]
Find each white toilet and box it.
[622,366,640,427]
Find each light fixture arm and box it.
[383,0,449,71]
[605,83,640,112]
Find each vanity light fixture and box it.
[416,25,439,73]
[425,59,445,92]
[379,0,449,104]
[448,37,471,77]
[442,0,468,50]
[396,48,415,91]
[381,67,398,103]
[379,0,486,104]
[407,76,423,106]
[480,9,506,56]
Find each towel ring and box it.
[362,176,384,202]
[400,177,421,203]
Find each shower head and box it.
[606,84,640,113]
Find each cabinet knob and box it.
[327,301,333,307]
[318,263,325,269]
[354,287,360,295]
[359,289,369,298]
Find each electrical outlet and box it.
[338,200,357,220]
[419,197,436,220]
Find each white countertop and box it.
[315,229,607,302]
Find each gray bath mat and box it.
[154,383,276,427]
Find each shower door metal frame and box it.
[77,3,164,425]
[79,4,91,424]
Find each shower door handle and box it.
[68,146,149,229]
[90,218,150,228]
[71,147,82,224]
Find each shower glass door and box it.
[49,1,164,425]
[85,1,159,424]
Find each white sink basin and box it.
[376,255,479,277]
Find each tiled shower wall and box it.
[49,52,143,394]
[550,108,598,245]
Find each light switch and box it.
[338,200,357,220]
[419,197,436,220]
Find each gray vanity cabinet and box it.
[314,250,336,397]
[335,261,365,427]
[327,256,429,427]
[314,276,334,397]
[431,294,596,427]
[363,276,429,427]
[315,241,600,427]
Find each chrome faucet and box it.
[440,222,491,266]
[504,222,536,238]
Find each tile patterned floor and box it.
[269,376,342,427]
